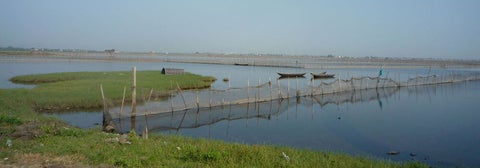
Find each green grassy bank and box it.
[9,71,216,112]
[0,71,426,167]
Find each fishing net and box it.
[104,71,480,133]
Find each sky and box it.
[1,0,479,59]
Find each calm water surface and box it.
[141,81,478,167]
[1,57,479,167]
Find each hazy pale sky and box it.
[1,0,479,59]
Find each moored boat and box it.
[277,72,306,78]
[310,72,335,79]
[234,63,249,66]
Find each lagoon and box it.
[1,56,479,167]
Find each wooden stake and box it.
[100,84,106,110]
[119,86,126,131]
[131,67,137,131]
[144,125,149,140]
[195,91,199,109]
[296,77,299,97]
[170,97,174,112]
[277,79,281,99]
[269,78,272,100]
[247,79,250,101]
[143,88,154,137]
[176,82,188,109]
[120,86,126,118]
[209,93,212,108]
[257,78,260,101]
[147,88,153,102]
[311,78,315,96]
[101,84,114,132]
[338,77,342,92]
[359,77,363,90]
[132,67,137,116]
[287,79,290,98]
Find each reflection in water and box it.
[114,86,399,134]
[115,99,280,134]
[47,80,480,167]
[112,81,480,167]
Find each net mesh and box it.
[103,71,480,133]
[106,71,480,119]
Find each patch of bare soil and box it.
[1,122,113,167]
[9,121,45,140]
[1,153,108,168]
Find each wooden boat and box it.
[277,72,306,78]
[234,63,249,66]
[310,72,335,79]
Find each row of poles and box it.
[101,67,480,134]
[101,67,140,136]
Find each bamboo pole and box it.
[320,82,323,95]
[397,73,400,87]
[143,111,150,139]
[176,82,188,109]
[131,67,137,131]
[170,95,174,113]
[195,91,199,109]
[119,86,126,131]
[277,79,281,99]
[311,78,315,97]
[269,78,272,101]
[143,88,154,139]
[144,126,149,139]
[295,77,299,97]
[257,78,260,101]
[147,88,153,102]
[120,86,126,118]
[209,92,212,108]
[100,84,106,112]
[337,77,341,92]
[170,81,174,112]
[351,77,355,92]
[101,84,114,132]
[131,67,137,116]
[360,77,363,90]
[287,79,290,98]
[247,79,250,101]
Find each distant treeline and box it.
[0,46,99,52]
[0,46,31,51]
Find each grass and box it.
[0,71,428,167]
[3,124,428,168]
[10,71,216,111]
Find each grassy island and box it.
[0,71,426,167]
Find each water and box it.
[125,81,478,167]
[1,56,479,166]
[1,56,472,89]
